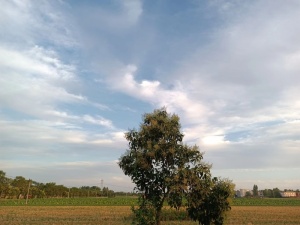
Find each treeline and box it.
[238,184,300,198]
[0,170,116,199]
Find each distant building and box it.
[236,189,252,197]
[258,190,264,197]
[280,191,296,197]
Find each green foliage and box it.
[0,170,114,199]
[187,178,234,225]
[253,184,258,197]
[119,108,208,225]
[0,170,10,198]
[2,196,300,207]
[119,108,231,225]
[131,196,156,225]
[262,188,282,198]
[232,197,300,206]
[0,196,138,206]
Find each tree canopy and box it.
[0,170,115,199]
[119,108,233,225]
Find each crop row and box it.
[232,197,300,206]
[1,197,300,206]
[0,197,138,206]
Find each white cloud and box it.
[122,0,143,25]
[0,0,76,47]
[0,46,74,80]
[108,65,209,123]
[0,45,85,121]
[202,135,227,146]
[83,115,114,129]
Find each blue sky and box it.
[1,0,300,191]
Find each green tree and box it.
[0,170,10,198]
[187,177,234,225]
[245,191,252,197]
[253,184,258,197]
[11,176,28,198]
[118,108,215,225]
[30,186,45,198]
[8,186,20,199]
[273,188,282,198]
[44,182,57,197]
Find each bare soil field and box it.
[0,206,300,224]
[228,206,300,225]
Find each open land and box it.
[1,198,300,224]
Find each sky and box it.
[1,0,300,191]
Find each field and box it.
[2,197,300,206]
[1,198,300,224]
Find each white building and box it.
[280,191,296,197]
[236,189,252,197]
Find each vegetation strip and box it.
[1,197,300,207]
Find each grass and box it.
[0,196,138,206]
[2,197,300,206]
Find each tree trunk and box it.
[155,209,161,225]
[155,198,165,225]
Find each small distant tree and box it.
[245,191,252,197]
[11,176,28,198]
[0,170,10,198]
[253,184,258,197]
[119,108,233,225]
[273,188,282,198]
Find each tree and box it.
[119,108,230,225]
[0,170,9,198]
[11,176,28,199]
[187,178,235,225]
[273,188,282,198]
[44,182,57,197]
[245,191,252,197]
[253,184,258,197]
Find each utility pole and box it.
[100,179,103,197]
[25,179,31,205]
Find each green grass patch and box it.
[232,197,300,206]
[1,197,300,207]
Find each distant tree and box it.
[70,187,80,197]
[245,191,252,197]
[101,187,115,197]
[273,188,282,198]
[30,186,45,198]
[0,170,10,198]
[263,189,273,198]
[8,186,20,199]
[253,184,258,197]
[11,176,28,198]
[44,182,57,197]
